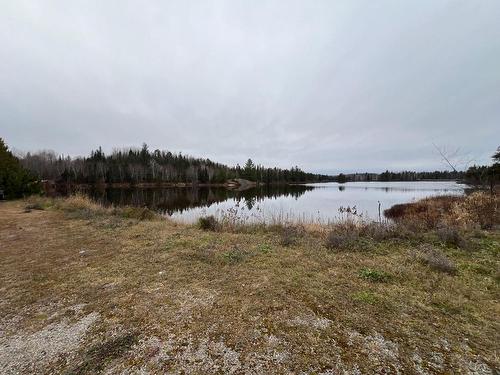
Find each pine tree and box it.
[493,147,500,163]
[0,138,40,199]
[243,159,256,181]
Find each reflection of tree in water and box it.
[85,184,313,215]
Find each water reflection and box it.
[79,181,464,223]
[85,184,313,215]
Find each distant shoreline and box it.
[42,179,325,193]
[43,178,463,191]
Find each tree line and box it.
[3,137,498,199]
[378,170,464,181]
[464,148,500,192]
[334,170,464,183]
[20,143,335,185]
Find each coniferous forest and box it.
[20,143,334,185]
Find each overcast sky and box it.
[1,1,499,173]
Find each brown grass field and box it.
[0,194,499,374]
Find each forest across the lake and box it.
[18,143,471,187]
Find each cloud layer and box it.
[1,0,499,172]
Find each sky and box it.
[1,1,499,174]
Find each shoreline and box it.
[46,179,463,190]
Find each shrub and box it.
[359,268,392,283]
[449,192,499,229]
[280,225,303,247]
[414,244,457,275]
[325,231,357,250]
[197,216,220,231]
[384,195,461,229]
[436,225,466,248]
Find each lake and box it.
[84,181,466,224]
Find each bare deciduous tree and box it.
[432,143,474,172]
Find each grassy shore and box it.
[0,194,499,374]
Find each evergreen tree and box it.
[464,146,500,191]
[0,138,40,199]
[337,173,347,183]
[492,147,500,163]
[242,159,256,181]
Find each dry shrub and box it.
[280,225,304,246]
[325,230,358,250]
[436,224,466,248]
[324,219,410,251]
[413,244,457,275]
[385,193,499,231]
[448,192,499,229]
[197,216,220,231]
[384,195,461,229]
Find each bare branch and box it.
[432,143,458,172]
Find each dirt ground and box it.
[0,200,499,374]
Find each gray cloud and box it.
[1,0,499,173]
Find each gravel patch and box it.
[0,311,99,374]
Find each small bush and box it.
[325,231,358,250]
[197,216,220,231]
[414,244,457,275]
[280,225,303,247]
[436,225,466,248]
[359,268,392,283]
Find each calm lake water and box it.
[85,181,465,224]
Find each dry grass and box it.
[0,195,499,374]
[25,194,161,221]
